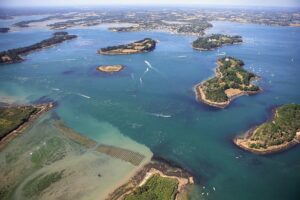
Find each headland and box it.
[234,104,300,154]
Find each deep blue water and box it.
[0,19,300,200]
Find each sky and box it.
[0,0,299,8]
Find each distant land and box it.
[3,7,299,36]
[0,27,9,33]
[192,34,242,51]
[98,38,156,55]
[0,32,77,64]
[234,104,300,154]
[194,57,261,108]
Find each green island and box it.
[96,65,124,73]
[98,38,156,55]
[194,57,261,108]
[124,174,178,200]
[0,32,77,64]
[192,34,242,51]
[0,103,53,150]
[234,104,300,154]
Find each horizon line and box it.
[0,3,299,9]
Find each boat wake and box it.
[139,66,150,87]
[178,55,187,58]
[217,52,226,56]
[144,60,161,74]
[77,93,91,99]
[144,60,167,78]
[51,88,60,91]
[148,113,172,118]
[139,61,167,87]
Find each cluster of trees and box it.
[250,104,300,148]
[202,57,259,102]
[125,175,178,200]
[177,22,212,34]
[193,34,242,50]
[203,77,228,102]
[219,58,258,88]
[0,106,37,140]
[100,38,156,53]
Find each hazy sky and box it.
[0,0,299,7]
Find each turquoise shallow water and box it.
[0,18,300,200]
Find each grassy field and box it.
[0,106,37,140]
[249,104,300,148]
[125,174,178,200]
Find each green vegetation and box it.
[201,57,259,103]
[193,34,242,50]
[99,38,156,54]
[22,171,64,198]
[125,174,178,200]
[31,137,66,166]
[0,106,38,140]
[0,32,77,64]
[249,104,300,149]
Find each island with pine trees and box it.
[194,57,261,108]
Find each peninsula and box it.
[98,38,156,55]
[97,65,124,73]
[234,104,300,154]
[0,102,54,150]
[194,57,261,108]
[0,32,77,64]
[107,158,194,200]
[192,34,242,51]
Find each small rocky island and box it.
[0,32,77,64]
[0,28,9,33]
[234,104,300,154]
[98,38,156,55]
[97,65,124,73]
[195,57,261,108]
[192,34,242,51]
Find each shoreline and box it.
[98,38,156,56]
[233,107,300,155]
[233,129,300,155]
[194,60,261,108]
[98,50,153,55]
[194,80,261,109]
[106,157,194,200]
[0,32,77,64]
[0,102,54,150]
[96,65,124,73]
[192,41,243,51]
